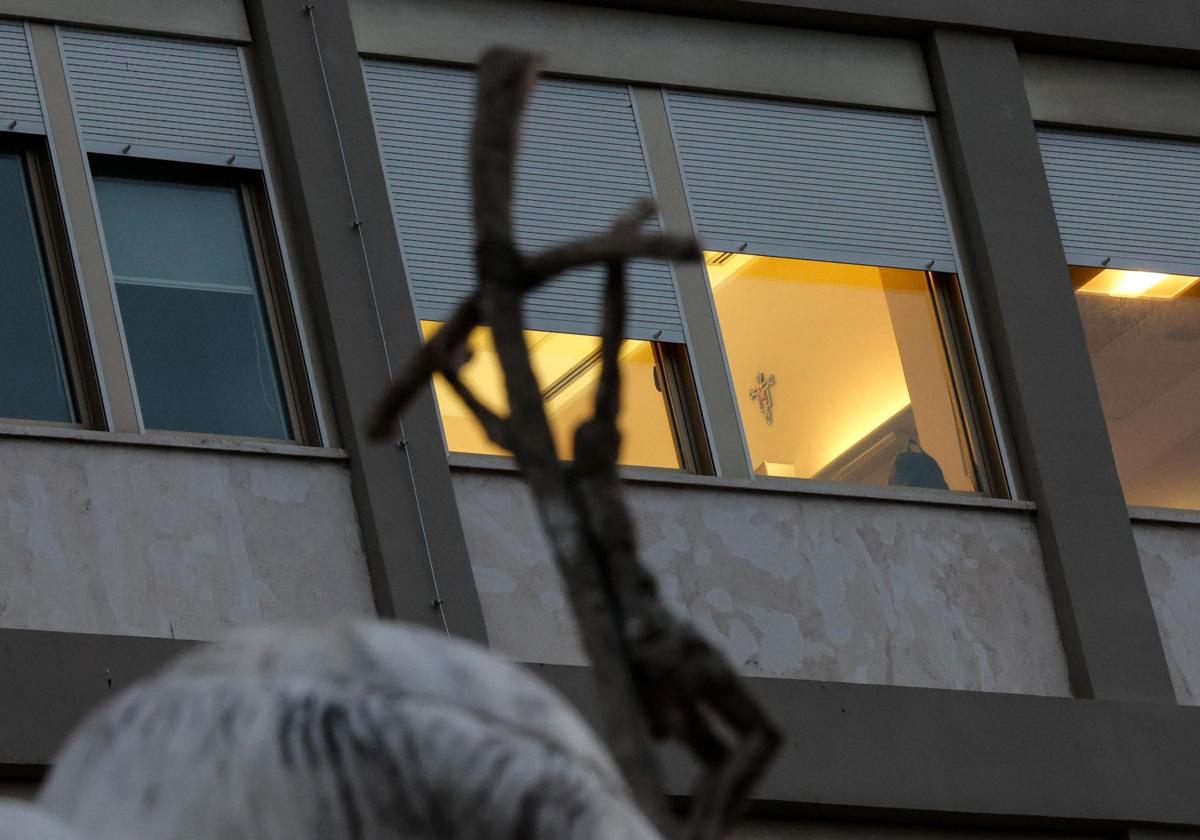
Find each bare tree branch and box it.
[440,361,513,450]
[471,49,538,247]
[467,49,677,833]
[369,46,779,840]
[367,296,482,440]
[593,260,625,427]
[366,204,697,441]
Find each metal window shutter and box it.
[665,90,957,272]
[1038,128,1200,277]
[60,29,261,169]
[0,21,44,135]
[363,60,685,342]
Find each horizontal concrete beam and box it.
[6,628,1200,829]
[0,630,195,770]
[538,664,1200,828]
[1021,53,1200,139]
[0,0,249,42]
[351,0,934,112]
[563,0,1200,64]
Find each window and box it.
[664,89,1003,493]
[0,143,84,425]
[423,322,705,471]
[92,160,304,441]
[1073,266,1200,510]
[365,62,706,470]
[706,253,990,493]
[1037,127,1200,510]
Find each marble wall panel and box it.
[452,468,1071,695]
[1135,519,1200,704]
[0,437,374,639]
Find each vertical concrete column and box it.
[927,29,1173,702]
[242,0,487,643]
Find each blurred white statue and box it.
[3,620,661,840]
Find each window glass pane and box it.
[94,173,291,440]
[0,152,75,423]
[1073,266,1200,510]
[707,253,979,492]
[422,321,681,470]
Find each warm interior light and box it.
[706,250,980,492]
[1077,269,1200,300]
[419,320,680,469]
[708,252,939,476]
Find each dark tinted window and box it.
[94,172,291,440]
[0,151,75,423]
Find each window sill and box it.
[446,452,1035,514]
[1129,505,1200,527]
[0,422,348,461]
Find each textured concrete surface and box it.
[452,469,1071,695]
[1022,53,1200,139]
[0,437,374,639]
[1136,520,1200,704]
[1,0,250,41]
[351,0,934,112]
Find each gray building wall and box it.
[1137,519,1200,705]
[452,465,1070,695]
[0,0,248,41]
[1021,53,1200,139]
[349,0,934,112]
[0,433,374,638]
[2,0,1200,835]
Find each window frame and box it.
[702,253,1007,497]
[0,133,102,429]
[88,154,321,446]
[652,342,714,475]
[1068,263,1200,511]
[927,269,1012,499]
[422,320,714,475]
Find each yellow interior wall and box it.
[543,340,678,468]
[710,254,975,491]
[712,257,913,477]
[423,322,679,469]
[425,250,981,490]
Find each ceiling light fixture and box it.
[1077,269,1200,300]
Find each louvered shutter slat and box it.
[363,61,685,343]
[665,91,957,273]
[61,29,262,169]
[1038,128,1200,276]
[0,21,44,135]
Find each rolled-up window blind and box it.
[60,29,262,169]
[665,90,958,273]
[1038,127,1200,276]
[363,60,686,342]
[0,21,44,135]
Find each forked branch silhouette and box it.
[370,47,780,840]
